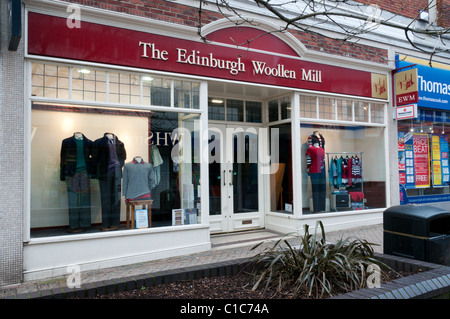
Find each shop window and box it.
[318,97,334,120]
[300,95,317,119]
[109,72,141,105]
[208,98,225,121]
[301,124,386,214]
[336,99,353,121]
[72,68,107,102]
[32,64,69,99]
[208,97,262,123]
[280,96,291,120]
[30,102,201,237]
[227,99,244,122]
[354,101,369,122]
[246,101,262,123]
[397,110,450,204]
[268,96,291,122]
[174,81,200,109]
[31,62,199,110]
[300,96,385,125]
[145,78,171,107]
[269,123,293,213]
[268,99,279,122]
[370,103,384,124]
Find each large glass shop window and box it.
[397,110,450,204]
[301,124,386,214]
[30,103,201,237]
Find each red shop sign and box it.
[27,12,387,99]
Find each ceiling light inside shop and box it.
[142,76,154,81]
[78,69,91,74]
[211,99,224,104]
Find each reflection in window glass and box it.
[245,101,262,123]
[227,99,244,122]
[354,101,369,122]
[30,103,201,238]
[269,123,293,213]
[268,99,278,122]
[174,81,200,109]
[280,96,291,120]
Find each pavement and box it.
[0,223,383,299]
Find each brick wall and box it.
[61,0,388,64]
[354,0,450,27]
[0,0,24,286]
[437,0,450,27]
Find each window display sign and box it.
[413,133,430,188]
[135,209,149,229]
[431,134,450,186]
[402,132,416,189]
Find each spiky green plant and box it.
[248,221,390,298]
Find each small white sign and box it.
[396,104,418,120]
[135,209,149,229]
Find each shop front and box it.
[396,55,450,209]
[23,3,391,280]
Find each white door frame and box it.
[208,123,265,233]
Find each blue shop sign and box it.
[396,56,450,111]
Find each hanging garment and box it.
[351,157,362,185]
[150,145,163,186]
[341,157,349,187]
[329,158,338,188]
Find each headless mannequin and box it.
[306,137,326,213]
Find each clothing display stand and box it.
[126,200,153,229]
[327,152,363,211]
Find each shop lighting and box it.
[211,99,224,104]
[142,76,153,81]
[78,69,90,74]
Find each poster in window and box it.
[172,209,184,226]
[413,133,430,188]
[440,135,450,184]
[404,132,415,189]
[432,134,442,186]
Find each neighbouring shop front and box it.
[396,55,450,208]
[22,3,391,280]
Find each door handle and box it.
[229,170,233,186]
[223,170,226,186]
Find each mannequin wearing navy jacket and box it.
[60,132,93,232]
[92,133,127,231]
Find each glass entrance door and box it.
[208,124,263,233]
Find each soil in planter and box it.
[72,269,417,299]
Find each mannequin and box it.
[122,156,156,201]
[60,132,93,232]
[92,132,127,231]
[306,135,326,213]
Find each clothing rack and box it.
[326,152,364,210]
